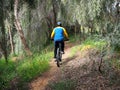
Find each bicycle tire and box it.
[56,60,60,67]
[56,48,60,67]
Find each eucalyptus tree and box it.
[14,0,32,56]
[17,0,60,53]
[0,0,8,62]
[102,0,120,51]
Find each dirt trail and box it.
[29,60,58,90]
[29,42,120,90]
[29,43,72,90]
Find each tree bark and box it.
[8,25,14,54]
[52,0,57,27]
[74,25,77,38]
[0,0,8,63]
[14,0,32,55]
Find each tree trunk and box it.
[0,0,8,63]
[8,25,14,54]
[52,0,57,27]
[14,0,32,56]
[74,25,77,38]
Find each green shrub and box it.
[17,58,49,82]
[82,36,106,49]
[70,36,106,57]
[17,52,52,82]
[0,51,52,89]
[0,60,16,89]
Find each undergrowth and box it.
[0,52,52,90]
[0,60,16,89]
[70,36,106,57]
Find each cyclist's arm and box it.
[51,29,55,39]
[63,28,68,39]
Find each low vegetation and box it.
[70,35,106,57]
[0,52,52,89]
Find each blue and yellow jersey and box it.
[51,26,68,41]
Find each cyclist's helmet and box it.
[57,22,62,26]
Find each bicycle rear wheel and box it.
[56,59,60,67]
[56,48,60,67]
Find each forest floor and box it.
[29,42,120,90]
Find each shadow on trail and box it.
[62,55,77,65]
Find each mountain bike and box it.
[56,42,62,67]
[55,39,69,67]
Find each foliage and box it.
[16,52,52,82]
[69,36,106,57]
[60,0,120,53]
[82,36,106,50]
[0,60,16,89]
[106,23,120,51]
[1,0,119,56]
[0,51,52,89]
[60,0,103,25]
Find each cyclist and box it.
[51,21,69,59]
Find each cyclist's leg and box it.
[58,41,63,62]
